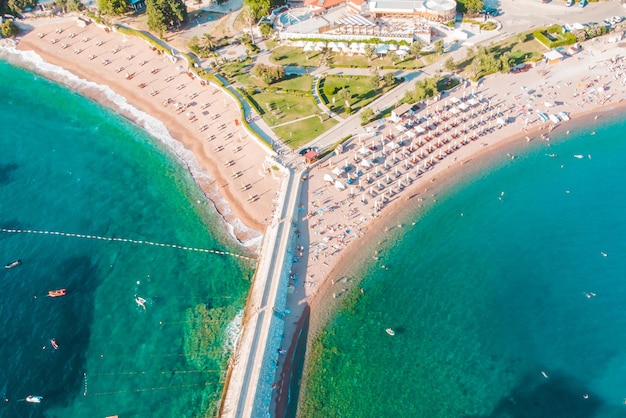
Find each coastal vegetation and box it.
[1,0,36,15]
[1,18,18,37]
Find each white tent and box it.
[396,124,406,132]
[361,159,372,168]
[323,173,334,183]
[450,97,460,104]
[332,167,344,176]
[415,125,426,134]
[450,107,460,115]
[388,141,399,149]
[458,103,470,111]
[359,146,371,155]
[396,49,409,58]
[303,42,314,52]
[335,180,346,190]
[375,44,389,55]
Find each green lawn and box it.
[321,75,397,117]
[273,116,338,148]
[253,91,320,127]
[272,74,314,92]
[270,46,322,67]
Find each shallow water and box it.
[0,60,252,417]
[301,115,626,417]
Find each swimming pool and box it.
[278,9,311,27]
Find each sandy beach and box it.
[6,14,626,416]
[11,17,281,246]
[272,38,626,415]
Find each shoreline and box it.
[6,19,281,250]
[275,50,626,413]
[6,15,626,416]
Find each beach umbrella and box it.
[335,180,346,190]
[323,173,334,183]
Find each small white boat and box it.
[135,296,146,310]
[385,328,395,336]
[541,371,549,379]
[559,111,570,121]
[4,259,21,269]
[574,154,584,159]
[26,395,43,403]
[549,114,560,124]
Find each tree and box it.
[410,39,423,60]
[370,71,381,90]
[146,0,187,36]
[470,56,482,79]
[259,23,274,38]
[434,39,445,55]
[499,52,511,73]
[1,19,18,38]
[456,0,484,13]
[360,108,375,125]
[98,0,127,15]
[243,0,270,21]
[202,32,215,50]
[251,63,285,84]
[5,0,37,14]
[338,87,351,107]
[444,57,456,73]
[387,50,400,64]
[364,44,376,62]
[383,72,395,86]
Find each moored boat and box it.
[5,259,21,269]
[385,328,395,336]
[26,395,43,403]
[48,289,66,298]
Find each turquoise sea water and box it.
[303,115,626,417]
[0,59,252,417]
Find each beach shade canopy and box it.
[449,107,460,115]
[375,44,389,54]
[467,98,479,106]
[323,173,334,183]
[359,146,371,155]
[497,117,506,126]
[415,125,426,134]
[361,159,372,168]
[335,180,346,190]
[332,166,345,176]
[387,141,399,149]
[396,124,407,132]
[458,103,469,111]
[404,130,416,138]
[450,96,461,104]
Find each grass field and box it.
[321,75,398,117]
[253,91,320,127]
[273,116,338,148]
[270,46,322,67]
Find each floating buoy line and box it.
[1,228,255,261]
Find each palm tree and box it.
[202,33,215,51]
